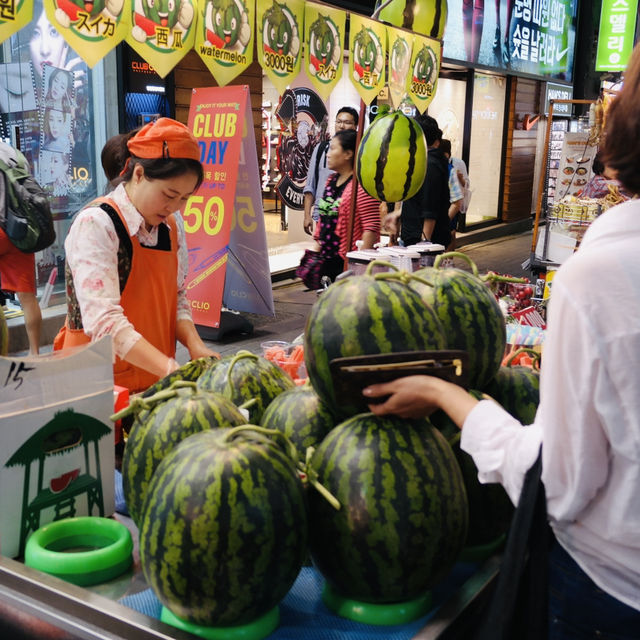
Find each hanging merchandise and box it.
[44,0,128,68]
[124,0,196,78]
[256,0,303,97]
[194,0,254,86]
[0,0,33,45]
[406,34,440,114]
[348,14,386,105]
[387,26,413,109]
[304,2,346,102]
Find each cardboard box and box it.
[0,338,115,558]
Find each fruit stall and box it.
[0,252,541,640]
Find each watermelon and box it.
[304,271,446,418]
[482,365,540,425]
[122,386,245,526]
[356,112,427,203]
[374,0,448,39]
[139,427,308,627]
[448,431,514,548]
[260,383,336,461]
[411,265,506,389]
[141,356,219,398]
[0,307,7,356]
[308,413,468,603]
[197,350,295,424]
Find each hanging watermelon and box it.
[374,0,448,40]
[356,111,427,203]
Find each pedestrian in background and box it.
[303,106,358,235]
[364,42,640,639]
[440,138,470,251]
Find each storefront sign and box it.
[304,2,346,102]
[256,0,303,96]
[348,14,386,105]
[544,81,573,116]
[195,0,254,86]
[442,0,578,82]
[274,86,327,210]
[596,0,639,71]
[406,34,440,114]
[0,0,33,45]
[387,27,413,109]
[125,0,197,78]
[185,85,247,329]
[44,0,127,68]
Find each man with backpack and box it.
[302,106,359,235]
[0,141,55,355]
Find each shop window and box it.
[467,73,506,225]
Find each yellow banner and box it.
[348,14,386,106]
[256,0,303,96]
[304,2,345,102]
[387,27,413,110]
[194,0,254,87]
[406,34,440,114]
[0,0,33,46]
[125,0,196,78]
[43,0,128,68]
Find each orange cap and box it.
[127,117,201,161]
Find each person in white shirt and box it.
[362,43,640,639]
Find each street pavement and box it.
[5,230,534,359]
[179,230,535,362]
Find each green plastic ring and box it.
[160,605,279,640]
[24,516,133,587]
[322,583,432,626]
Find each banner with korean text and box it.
[43,0,128,67]
[406,34,440,114]
[256,0,303,96]
[304,2,345,102]
[387,26,413,109]
[0,0,33,45]
[596,0,639,71]
[125,0,196,77]
[195,0,255,86]
[348,14,386,105]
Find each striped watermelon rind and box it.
[260,383,336,461]
[308,413,468,603]
[304,273,446,418]
[141,356,219,398]
[196,351,295,424]
[139,427,308,626]
[122,387,245,526]
[482,365,540,425]
[356,112,427,203]
[411,266,506,389]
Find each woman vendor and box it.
[55,118,219,393]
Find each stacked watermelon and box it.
[139,426,308,627]
[308,413,468,603]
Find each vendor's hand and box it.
[303,214,314,235]
[188,344,221,361]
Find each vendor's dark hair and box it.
[600,43,640,195]
[333,128,357,155]
[415,114,442,147]
[103,129,204,189]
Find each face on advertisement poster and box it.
[0,0,96,288]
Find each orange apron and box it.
[54,200,178,393]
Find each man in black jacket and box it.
[383,114,451,248]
